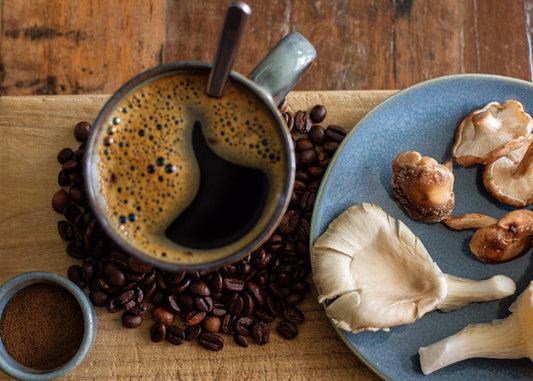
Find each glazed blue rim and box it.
[0,272,97,380]
[309,73,533,381]
[84,62,296,272]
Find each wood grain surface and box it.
[0,0,532,95]
[0,90,395,381]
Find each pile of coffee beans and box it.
[52,102,346,350]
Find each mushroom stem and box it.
[512,139,533,178]
[419,316,523,375]
[437,275,516,312]
[472,110,500,136]
[443,213,497,230]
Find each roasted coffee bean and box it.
[52,190,70,213]
[185,325,202,341]
[255,308,276,323]
[89,291,108,307]
[68,170,83,184]
[67,265,86,289]
[103,262,126,287]
[150,323,166,342]
[285,293,304,306]
[250,248,271,270]
[142,281,157,300]
[63,202,81,224]
[107,297,122,313]
[58,169,70,186]
[169,278,190,294]
[177,292,194,311]
[124,269,144,284]
[69,185,85,205]
[221,314,235,335]
[289,191,300,209]
[225,293,243,316]
[299,149,317,167]
[66,242,86,259]
[266,296,281,316]
[296,218,310,244]
[140,270,156,287]
[282,112,294,131]
[128,256,153,273]
[210,272,223,293]
[222,278,245,293]
[317,151,330,167]
[295,137,314,152]
[277,321,298,339]
[291,280,311,294]
[57,148,74,164]
[293,178,307,193]
[299,190,316,213]
[265,233,285,252]
[326,124,347,141]
[234,334,248,347]
[151,306,175,325]
[62,159,79,172]
[278,98,288,113]
[267,282,287,299]
[190,281,211,296]
[81,256,96,281]
[282,306,305,324]
[166,295,181,314]
[166,325,185,345]
[246,281,265,307]
[202,316,221,333]
[252,321,269,345]
[241,292,255,315]
[307,166,325,177]
[194,296,213,312]
[73,148,85,161]
[150,290,165,306]
[57,220,75,241]
[74,121,91,142]
[310,104,327,123]
[294,110,312,133]
[122,312,143,328]
[323,141,340,152]
[234,316,254,336]
[210,301,227,317]
[309,125,326,144]
[198,332,224,351]
[277,210,300,235]
[184,310,206,326]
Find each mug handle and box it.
[248,32,316,106]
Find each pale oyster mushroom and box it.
[311,203,516,333]
[419,281,533,375]
[452,100,533,166]
[483,134,533,207]
[391,151,455,223]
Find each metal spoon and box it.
[206,2,251,97]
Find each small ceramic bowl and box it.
[0,272,97,380]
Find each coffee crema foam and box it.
[93,72,287,263]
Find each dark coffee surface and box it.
[165,121,269,249]
[93,72,286,263]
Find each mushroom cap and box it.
[311,203,447,333]
[452,100,533,166]
[391,151,455,222]
[469,209,533,263]
[483,135,533,207]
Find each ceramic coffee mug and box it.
[85,32,316,270]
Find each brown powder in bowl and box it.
[0,282,84,370]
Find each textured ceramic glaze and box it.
[311,74,533,381]
[0,272,96,380]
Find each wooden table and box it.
[1,1,532,380]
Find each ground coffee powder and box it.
[0,283,84,370]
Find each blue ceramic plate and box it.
[310,74,533,381]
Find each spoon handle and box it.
[207,2,251,97]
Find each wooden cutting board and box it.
[0,90,395,381]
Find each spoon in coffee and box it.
[206,2,251,97]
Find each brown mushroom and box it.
[445,210,533,263]
[483,135,533,207]
[452,100,533,166]
[391,151,455,222]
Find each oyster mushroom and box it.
[483,135,533,207]
[391,151,455,222]
[452,100,533,166]
[311,203,515,333]
[419,281,533,375]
